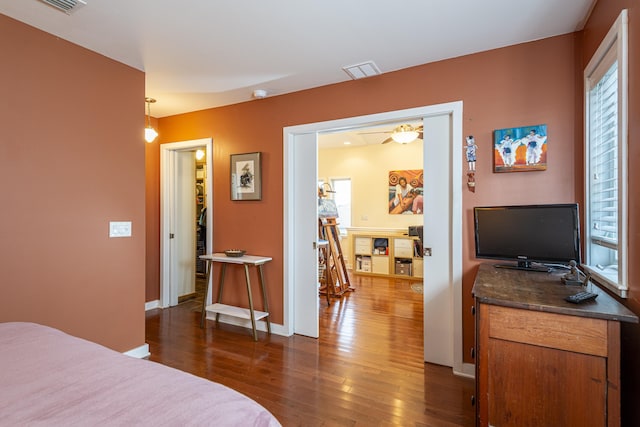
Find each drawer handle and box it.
[471,306,476,315]
[470,347,475,359]
[471,395,475,406]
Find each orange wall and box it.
[145,117,160,302]
[150,34,580,355]
[0,15,146,352]
[581,1,640,424]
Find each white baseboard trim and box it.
[205,315,290,337]
[145,300,160,311]
[124,343,150,359]
[454,362,475,379]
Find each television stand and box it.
[472,264,638,426]
[493,262,551,273]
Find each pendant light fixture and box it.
[390,124,420,144]
[145,97,158,143]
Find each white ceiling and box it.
[0,0,594,118]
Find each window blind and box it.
[588,61,618,250]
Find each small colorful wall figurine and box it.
[494,124,547,172]
[465,135,477,192]
[465,135,477,171]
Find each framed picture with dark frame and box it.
[230,152,262,200]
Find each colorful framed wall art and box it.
[494,124,547,172]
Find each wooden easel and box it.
[317,239,333,305]
[319,218,354,296]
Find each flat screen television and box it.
[474,203,580,272]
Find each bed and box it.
[0,322,281,426]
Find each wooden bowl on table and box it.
[224,249,246,257]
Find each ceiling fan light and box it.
[391,130,419,144]
[145,126,158,143]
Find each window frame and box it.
[583,9,628,297]
[329,177,352,234]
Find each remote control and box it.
[565,291,598,304]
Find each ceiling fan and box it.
[360,123,424,144]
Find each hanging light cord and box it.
[145,97,156,127]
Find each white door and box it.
[160,138,213,308]
[422,114,456,367]
[285,132,319,337]
[175,151,196,298]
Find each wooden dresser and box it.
[472,263,638,427]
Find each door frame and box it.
[283,103,473,377]
[160,138,213,308]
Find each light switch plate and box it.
[109,221,132,238]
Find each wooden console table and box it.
[472,263,637,427]
[199,253,272,341]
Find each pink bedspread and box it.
[0,322,281,426]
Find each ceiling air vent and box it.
[342,61,381,80]
[37,0,87,15]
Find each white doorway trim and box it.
[160,138,213,308]
[283,102,473,377]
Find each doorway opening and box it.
[284,102,473,377]
[177,151,209,305]
[317,121,424,318]
[160,138,213,308]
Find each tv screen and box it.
[474,204,580,271]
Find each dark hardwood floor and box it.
[145,274,475,426]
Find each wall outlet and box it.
[109,221,132,238]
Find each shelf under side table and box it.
[204,303,269,322]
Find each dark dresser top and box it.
[472,263,638,323]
